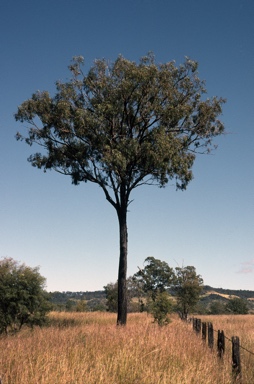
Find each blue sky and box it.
[0,0,253,292]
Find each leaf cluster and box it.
[0,258,51,334]
[133,258,203,321]
[226,297,249,314]
[15,53,225,210]
[104,277,140,313]
[133,256,175,301]
[173,266,203,319]
[149,291,173,326]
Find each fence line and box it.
[191,317,254,382]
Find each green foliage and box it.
[226,297,249,314]
[133,258,203,323]
[104,278,141,313]
[209,300,227,314]
[194,302,209,315]
[0,258,51,334]
[173,266,203,320]
[133,257,174,301]
[75,299,87,312]
[149,291,172,326]
[104,282,118,312]
[85,299,107,312]
[65,299,76,312]
[133,257,175,324]
[49,290,106,312]
[16,54,225,193]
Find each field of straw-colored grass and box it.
[0,312,254,384]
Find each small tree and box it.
[104,282,118,312]
[173,266,203,320]
[65,299,76,312]
[0,258,51,334]
[226,297,249,314]
[133,256,175,300]
[209,300,227,315]
[75,299,87,312]
[149,291,172,326]
[104,277,140,312]
[15,53,225,325]
[133,257,174,324]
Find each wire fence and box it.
[191,317,254,383]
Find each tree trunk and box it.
[117,206,128,325]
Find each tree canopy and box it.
[226,297,249,314]
[173,266,203,319]
[15,53,225,325]
[133,256,175,300]
[0,258,51,334]
[16,54,224,192]
[133,258,203,322]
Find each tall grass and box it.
[0,312,253,383]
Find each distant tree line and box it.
[49,291,107,312]
[0,256,250,335]
[199,296,249,315]
[104,257,204,325]
[49,258,253,319]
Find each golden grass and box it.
[203,290,238,299]
[0,312,254,383]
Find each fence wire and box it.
[191,316,254,364]
[212,324,254,357]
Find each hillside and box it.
[49,286,254,313]
[198,285,254,314]
[202,285,254,300]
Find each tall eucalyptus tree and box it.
[16,53,225,325]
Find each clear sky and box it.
[0,0,253,292]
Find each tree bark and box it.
[117,206,128,325]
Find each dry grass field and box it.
[0,312,254,384]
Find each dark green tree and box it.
[15,53,225,325]
[104,277,140,312]
[149,291,173,326]
[0,258,51,334]
[133,256,175,300]
[104,282,118,312]
[226,297,249,314]
[173,266,203,320]
[65,299,76,312]
[209,300,227,314]
[133,257,174,324]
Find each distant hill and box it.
[202,285,254,300]
[49,286,254,313]
[49,290,106,311]
[49,286,254,302]
[198,286,254,314]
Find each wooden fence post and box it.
[208,322,214,349]
[193,318,197,331]
[196,318,201,334]
[217,330,225,358]
[232,336,241,381]
[202,322,207,341]
[188,320,243,380]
